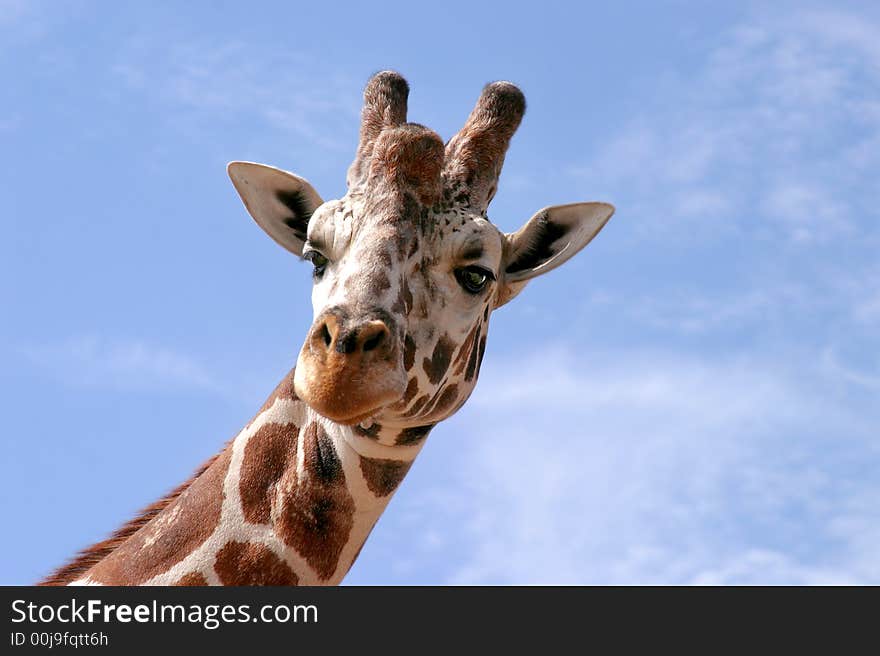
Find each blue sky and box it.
[2,0,879,584]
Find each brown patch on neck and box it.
[214,541,299,586]
[275,422,355,581]
[240,422,300,525]
[359,456,413,497]
[395,424,434,446]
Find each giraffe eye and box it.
[455,266,494,294]
[303,250,329,278]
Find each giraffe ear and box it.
[228,161,324,257]
[496,202,614,306]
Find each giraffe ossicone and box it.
[42,71,614,586]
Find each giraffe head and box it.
[229,71,613,436]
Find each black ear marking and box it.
[505,212,569,275]
[228,161,324,257]
[498,202,613,298]
[276,189,313,241]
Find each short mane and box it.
[38,450,223,586]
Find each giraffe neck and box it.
[71,369,428,586]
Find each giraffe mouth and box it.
[316,404,385,427]
[293,349,406,426]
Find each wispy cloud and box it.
[586,284,806,336]
[819,347,880,392]
[394,346,880,584]
[19,335,224,395]
[111,38,361,151]
[573,10,880,245]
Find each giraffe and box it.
[40,71,614,586]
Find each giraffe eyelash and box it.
[303,250,329,278]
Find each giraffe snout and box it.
[294,308,406,424]
[307,311,394,362]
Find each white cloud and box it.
[413,347,880,584]
[574,10,880,244]
[580,276,840,339]
[819,348,880,391]
[761,183,846,242]
[688,550,858,586]
[798,9,880,66]
[579,260,880,358]
[617,287,792,335]
[20,335,223,395]
[111,38,361,151]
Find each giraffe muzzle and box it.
[294,309,406,424]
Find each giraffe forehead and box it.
[338,199,502,264]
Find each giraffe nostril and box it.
[321,323,332,348]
